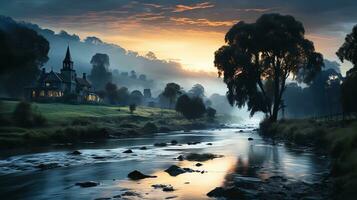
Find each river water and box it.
[0,125,330,200]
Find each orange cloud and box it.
[173,2,214,12]
[170,17,237,27]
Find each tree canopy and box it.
[162,82,181,108]
[89,53,112,90]
[337,25,357,114]
[214,13,323,121]
[0,16,49,97]
[189,84,205,98]
[176,94,206,120]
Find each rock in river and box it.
[75,181,99,187]
[152,184,175,192]
[248,137,254,141]
[185,153,222,162]
[176,155,184,161]
[154,143,167,147]
[69,150,82,155]
[127,170,157,180]
[207,187,246,199]
[170,140,178,145]
[195,163,203,167]
[36,163,60,170]
[123,149,133,153]
[165,165,186,176]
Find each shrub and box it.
[141,122,158,134]
[206,107,216,120]
[129,104,136,114]
[12,101,47,127]
[13,101,33,127]
[259,117,275,136]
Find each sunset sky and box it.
[1,0,356,75]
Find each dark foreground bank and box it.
[259,119,357,200]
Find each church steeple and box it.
[63,46,73,70]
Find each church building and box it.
[25,46,101,103]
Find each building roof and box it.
[44,71,63,82]
[76,77,91,87]
[63,46,73,63]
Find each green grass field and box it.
[0,100,230,148]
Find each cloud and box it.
[170,17,236,27]
[172,2,214,12]
[237,8,272,12]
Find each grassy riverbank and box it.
[260,119,357,199]
[0,101,237,149]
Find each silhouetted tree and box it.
[175,95,206,120]
[0,16,49,97]
[337,25,357,114]
[130,70,137,79]
[89,53,112,90]
[105,82,118,105]
[130,90,143,105]
[162,83,181,109]
[189,84,205,98]
[139,74,147,81]
[214,13,323,121]
[176,94,190,114]
[118,87,130,106]
[206,107,217,120]
[129,104,136,114]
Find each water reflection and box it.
[0,128,329,200]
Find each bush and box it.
[13,101,34,127]
[175,95,206,120]
[141,122,158,133]
[129,104,136,114]
[12,101,47,127]
[206,107,216,120]
[259,117,275,136]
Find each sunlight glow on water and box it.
[0,127,329,200]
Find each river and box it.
[0,125,330,200]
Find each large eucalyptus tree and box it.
[214,14,324,121]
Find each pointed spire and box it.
[63,45,72,63]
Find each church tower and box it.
[63,46,73,70]
[60,46,77,93]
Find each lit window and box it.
[46,82,50,87]
[40,90,45,96]
[32,91,36,97]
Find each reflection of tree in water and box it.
[223,145,282,187]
